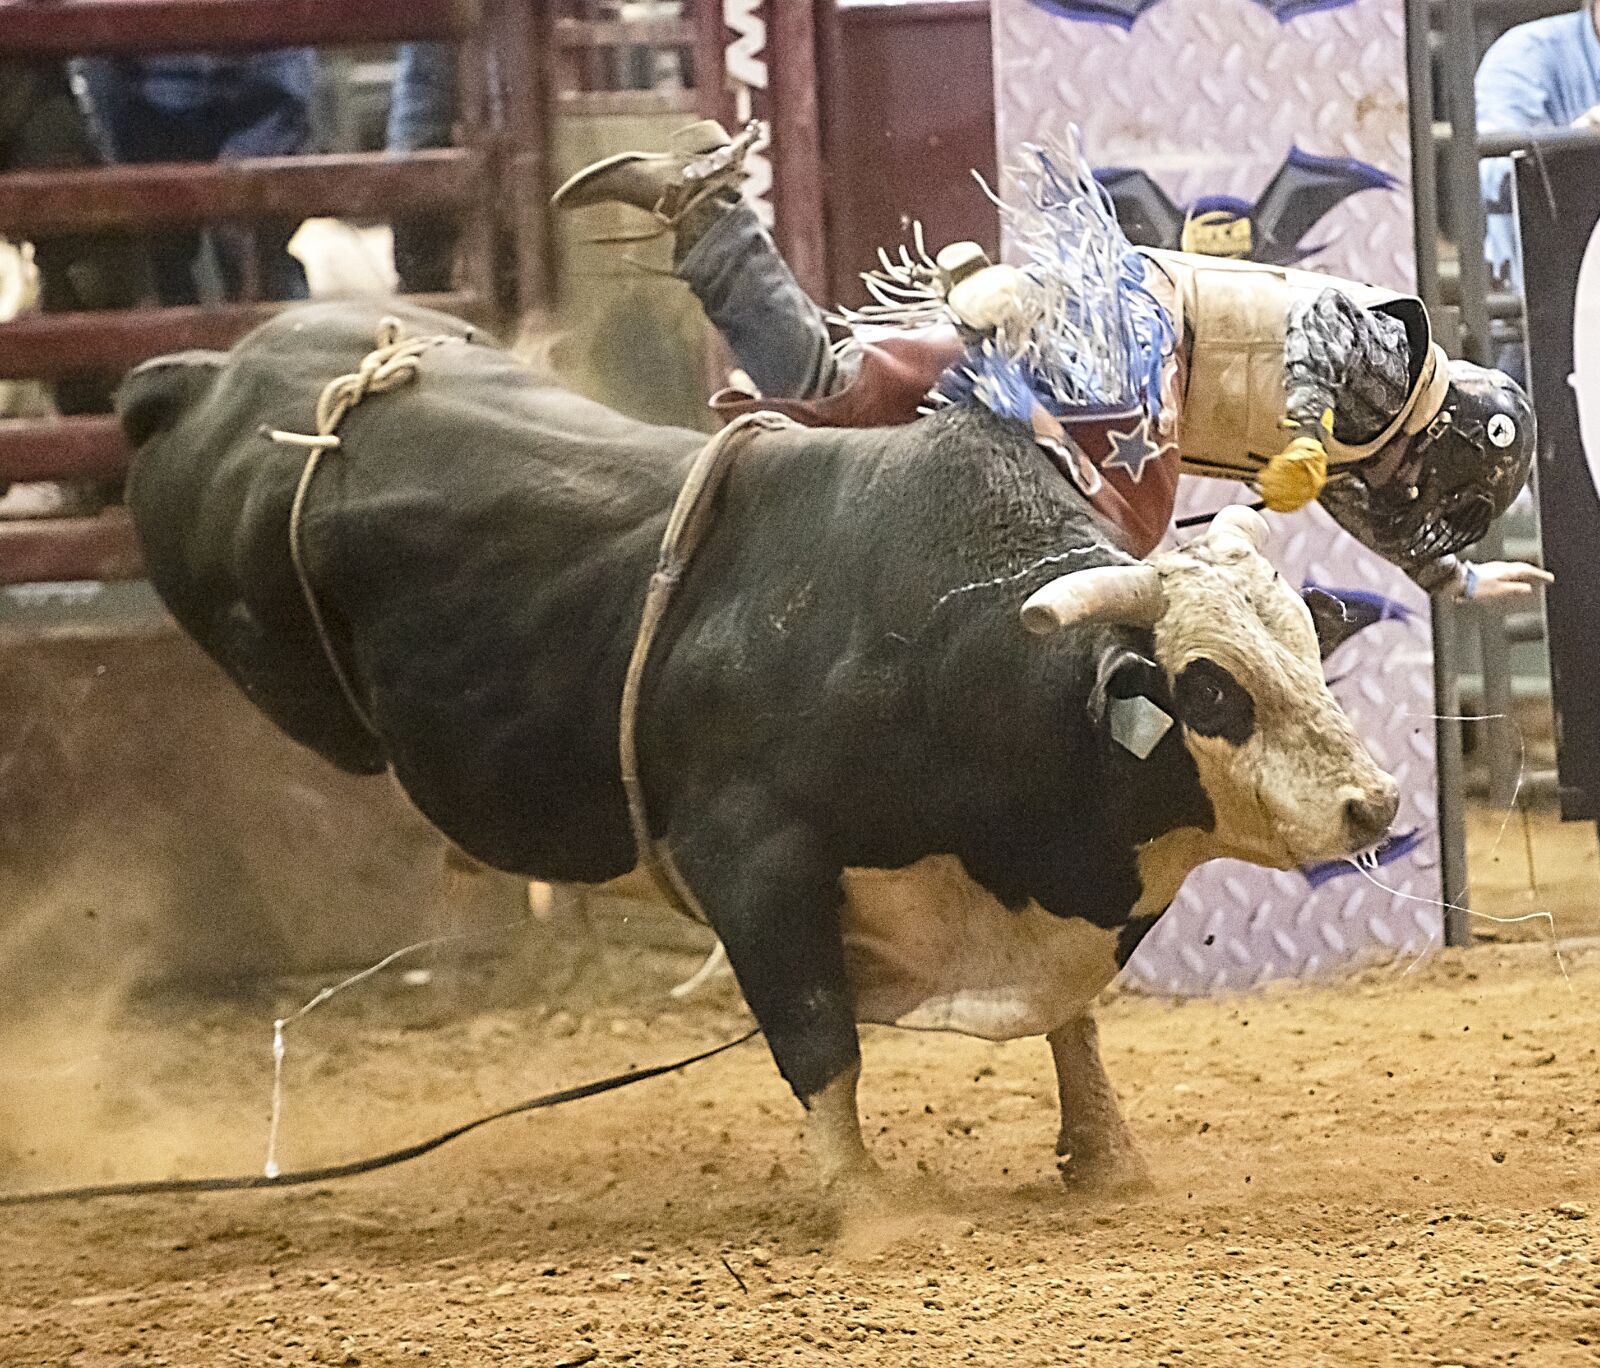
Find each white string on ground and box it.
[1341,859,1573,995]
[264,1020,287,1179]
[1400,709,1527,865]
[669,941,729,1000]
[262,919,525,1179]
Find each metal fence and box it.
[1404,0,1597,938]
[0,0,720,590]
[0,0,524,586]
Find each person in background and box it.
[74,50,316,304]
[0,60,147,412]
[1476,0,1600,293]
[0,60,150,518]
[386,43,458,294]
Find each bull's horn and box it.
[1020,564,1164,636]
[1207,504,1270,552]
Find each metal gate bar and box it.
[0,150,485,236]
[0,293,471,382]
[1,0,481,56]
[0,0,548,587]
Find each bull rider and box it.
[553,121,1548,604]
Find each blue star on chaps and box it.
[1101,419,1167,483]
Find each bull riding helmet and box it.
[1339,360,1535,566]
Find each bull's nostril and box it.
[1343,787,1399,846]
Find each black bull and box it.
[122,303,1396,1199]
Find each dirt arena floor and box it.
[3,913,1599,1367]
[1468,803,1600,943]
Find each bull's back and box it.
[123,303,705,875]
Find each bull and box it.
[121,303,1397,1202]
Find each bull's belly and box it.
[839,856,1122,1041]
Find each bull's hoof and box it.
[827,1164,957,1255]
[1055,1147,1154,1197]
[821,1156,894,1213]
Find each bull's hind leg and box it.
[1049,1012,1152,1194]
[669,797,885,1205]
[805,1059,879,1196]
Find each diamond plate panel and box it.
[992,0,1444,994]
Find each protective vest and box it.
[1139,248,1452,480]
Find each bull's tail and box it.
[117,351,228,448]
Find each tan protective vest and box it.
[1139,248,1452,479]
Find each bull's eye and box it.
[1174,659,1255,745]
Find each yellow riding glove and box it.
[1258,410,1333,514]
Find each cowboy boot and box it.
[551,119,760,245]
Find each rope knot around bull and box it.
[269,316,468,741]
[267,315,460,455]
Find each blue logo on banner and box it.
[1028,0,1357,27]
[1300,828,1425,889]
[1097,148,1398,266]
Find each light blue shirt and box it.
[1476,8,1600,286]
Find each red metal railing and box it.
[1,0,481,55]
[0,0,721,588]
[0,0,521,586]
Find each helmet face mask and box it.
[1322,361,1534,568]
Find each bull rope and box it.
[270,315,468,741]
[269,322,796,932]
[618,408,798,923]
[275,318,796,923]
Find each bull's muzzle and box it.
[1339,779,1400,852]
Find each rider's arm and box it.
[1283,288,1413,447]
[1319,505,1551,603]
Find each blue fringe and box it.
[938,136,1175,426]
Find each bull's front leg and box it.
[668,788,886,1207]
[1048,1012,1152,1194]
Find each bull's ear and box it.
[117,350,228,448]
[1089,645,1174,760]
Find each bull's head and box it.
[1021,507,1399,867]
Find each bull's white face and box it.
[1149,531,1398,868]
